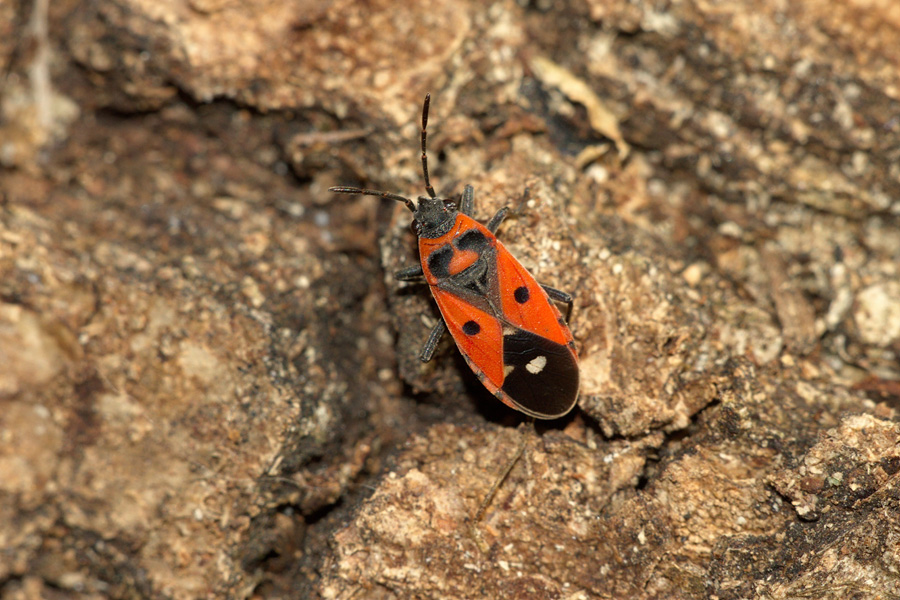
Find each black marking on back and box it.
[455,229,489,253]
[434,243,500,312]
[447,253,491,296]
[462,320,481,335]
[468,260,491,293]
[514,286,530,304]
[501,327,579,418]
[427,246,453,279]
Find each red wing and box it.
[494,244,573,347]
[429,289,505,390]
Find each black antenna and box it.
[327,186,416,213]
[329,93,438,212]
[421,93,436,199]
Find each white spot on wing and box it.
[503,364,515,377]
[526,355,547,374]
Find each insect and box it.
[330,94,579,419]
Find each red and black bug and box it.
[330,94,579,419]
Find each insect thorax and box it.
[413,197,457,239]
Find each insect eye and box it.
[442,199,457,211]
[410,220,422,235]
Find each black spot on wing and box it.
[514,286,530,304]
[462,320,481,335]
[427,246,453,279]
[455,229,489,253]
[501,327,579,419]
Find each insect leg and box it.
[395,263,443,360]
[459,185,475,216]
[395,264,425,280]
[419,320,447,362]
[485,206,509,234]
[541,284,574,322]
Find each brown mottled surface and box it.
[1,0,899,598]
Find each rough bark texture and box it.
[1,0,899,598]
